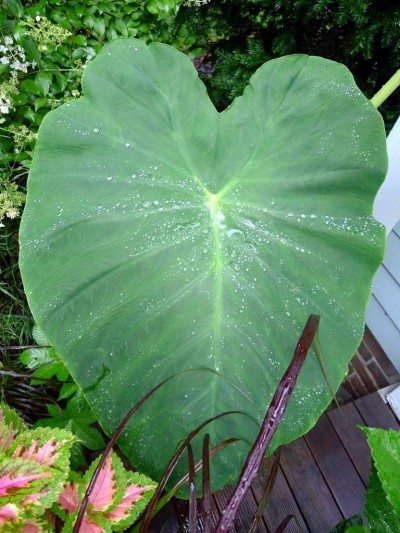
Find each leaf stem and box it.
[370,69,400,108]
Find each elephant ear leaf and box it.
[19,38,387,490]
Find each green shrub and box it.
[0,0,189,185]
[175,0,400,127]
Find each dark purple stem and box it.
[187,443,197,533]
[202,433,212,533]
[248,450,281,533]
[0,345,51,351]
[216,314,320,532]
[275,514,295,532]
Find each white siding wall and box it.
[366,117,400,371]
[366,220,400,370]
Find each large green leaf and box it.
[19,39,387,491]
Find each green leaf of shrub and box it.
[363,427,400,517]
[35,396,105,451]
[3,0,23,17]
[59,381,79,400]
[35,72,52,96]
[20,39,387,491]
[365,466,400,532]
[20,79,41,96]
[20,346,69,382]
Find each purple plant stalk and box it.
[139,410,242,533]
[216,314,320,532]
[187,442,197,533]
[202,433,212,533]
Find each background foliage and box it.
[175,0,400,127]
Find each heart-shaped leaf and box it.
[20,39,387,491]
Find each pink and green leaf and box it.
[12,426,75,468]
[1,511,55,532]
[0,423,17,453]
[80,452,127,514]
[53,471,82,523]
[8,427,76,510]
[0,403,155,530]
[88,455,116,511]
[0,504,19,525]
[107,472,156,532]
[0,404,75,526]
[58,481,79,514]
[0,404,27,433]
[56,453,156,531]
[0,456,49,503]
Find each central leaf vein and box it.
[208,194,224,374]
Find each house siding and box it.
[366,219,400,371]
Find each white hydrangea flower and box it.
[0,78,18,121]
[6,207,19,219]
[0,36,34,76]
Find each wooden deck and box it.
[151,391,400,532]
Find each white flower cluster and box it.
[0,93,11,117]
[185,0,211,5]
[0,181,25,227]
[25,15,72,51]
[0,36,36,77]
[0,78,18,124]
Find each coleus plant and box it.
[19,38,388,490]
[55,453,155,532]
[0,403,156,532]
[0,401,74,531]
